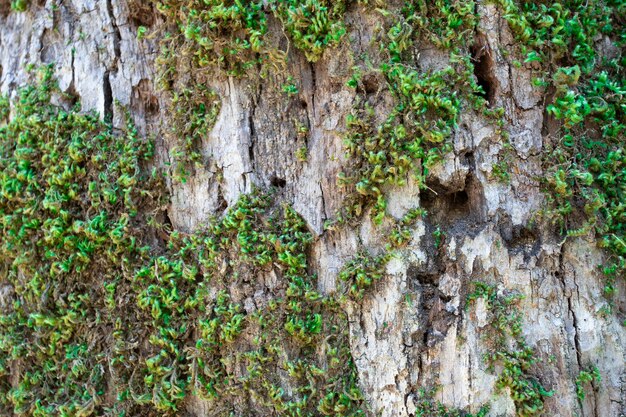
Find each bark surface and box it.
[0,1,624,416]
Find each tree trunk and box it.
[0,1,624,417]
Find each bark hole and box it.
[461,151,475,168]
[132,79,159,116]
[411,278,456,348]
[103,72,113,122]
[62,85,80,110]
[506,226,540,257]
[414,272,439,286]
[216,185,228,213]
[155,210,174,245]
[498,214,542,259]
[270,175,286,188]
[448,189,469,209]
[40,29,58,64]
[128,1,155,27]
[471,34,497,107]
[0,1,10,18]
[420,181,471,220]
[420,173,486,233]
[357,73,381,95]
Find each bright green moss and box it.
[10,0,29,12]
[575,366,601,401]
[496,0,618,72]
[339,65,463,224]
[335,1,486,226]
[153,0,353,76]
[271,0,350,62]
[467,283,553,417]
[155,0,268,76]
[339,251,390,300]
[497,0,626,298]
[0,69,364,416]
[400,0,478,51]
[123,194,364,415]
[388,207,426,248]
[0,95,8,120]
[0,66,159,416]
[412,389,490,417]
[168,84,221,182]
[1,0,622,415]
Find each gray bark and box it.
[1,1,624,416]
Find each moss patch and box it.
[0,68,363,416]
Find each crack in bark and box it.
[69,46,76,95]
[247,113,256,172]
[557,241,598,417]
[404,392,413,417]
[106,0,121,67]
[558,243,583,369]
[359,306,367,349]
[468,345,473,402]
[309,61,317,121]
[319,183,328,223]
[103,71,113,122]
[247,82,261,174]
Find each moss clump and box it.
[411,389,490,417]
[0,95,9,120]
[153,0,353,77]
[575,366,601,401]
[155,0,268,76]
[0,66,160,416]
[334,0,492,227]
[497,0,625,298]
[339,65,466,224]
[168,84,221,182]
[10,0,29,12]
[339,251,390,300]
[123,194,364,415]
[400,0,478,51]
[467,283,553,417]
[271,0,350,62]
[0,69,364,416]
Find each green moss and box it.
[0,69,364,416]
[388,207,426,248]
[295,146,308,162]
[271,0,349,62]
[2,0,623,414]
[400,0,478,51]
[412,389,490,417]
[0,66,159,416]
[0,95,9,120]
[153,0,353,77]
[124,193,364,415]
[467,283,553,417]
[155,0,268,76]
[575,366,601,401]
[496,0,625,299]
[168,84,221,182]
[339,251,390,300]
[334,0,489,227]
[10,0,29,12]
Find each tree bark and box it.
[0,1,624,417]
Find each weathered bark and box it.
[0,1,624,417]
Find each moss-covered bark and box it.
[0,1,624,416]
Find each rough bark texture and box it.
[0,1,624,417]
